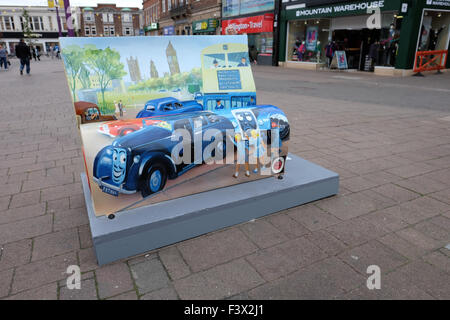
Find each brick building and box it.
[143,0,160,35]
[143,0,221,36]
[79,4,143,37]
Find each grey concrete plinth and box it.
[81,154,339,266]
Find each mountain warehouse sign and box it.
[293,0,385,16]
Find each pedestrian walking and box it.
[31,46,37,61]
[50,45,55,59]
[35,47,41,61]
[118,100,124,117]
[0,44,8,70]
[54,45,61,59]
[15,39,31,75]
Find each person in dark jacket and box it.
[15,39,31,75]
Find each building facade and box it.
[0,5,80,54]
[221,0,275,64]
[143,0,161,35]
[143,0,221,36]
[278,0,450,73]
[79,4,143,37]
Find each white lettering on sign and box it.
[426,0,450,6]
[295,1,385,16]
[227,21,263,32]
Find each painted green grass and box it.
[97,91,169,115]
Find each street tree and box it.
[21,9,35,47]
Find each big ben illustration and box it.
[166,41,180,75]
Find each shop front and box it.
[144,23,159,36]
[192,19,219,35]
[163,25,175,35]
[416,1,450,69]
[222,13,275,65]
[279,0,450,74]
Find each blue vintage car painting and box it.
[136,97,203,118]
[93,111,234,197]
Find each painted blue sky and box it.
[60,35,249,83]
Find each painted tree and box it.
[84,45,126,109]
[78,65,91,89]
[62,45,84,101]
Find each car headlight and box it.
[133,155,141,164]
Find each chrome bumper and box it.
[93,176,136,195]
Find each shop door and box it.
[359,28,381,72]
[333,29,362,69]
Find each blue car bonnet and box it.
[113,125,172,149]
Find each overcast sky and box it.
[0,0,143,9]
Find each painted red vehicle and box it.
[98,118,167,137]
[99,118,142,137]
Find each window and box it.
[124,27,132,35]
[32,16,43,31]
[85,26,90,35]
[206,99,230,111]
[231,96,253,108]
[3,16,15,31]
[61,17,67,30]
[102,13,114,23]
[123,13,131,23]
[109,26,115,36]
[162,0,166,13]
[20,17,34,31]
[48,16,53,31]
[84,12,94,22]
[104,26,109,36]
[168,0,171,11]
[91,26,97,35]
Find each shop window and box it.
[247,32,273,57]
[287,19,330,63]
[418,11,450,52]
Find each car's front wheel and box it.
[141,163,167,197]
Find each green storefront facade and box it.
[192,19,219,35]
[279,0,450,71]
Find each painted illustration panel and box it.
[60,35,289,217]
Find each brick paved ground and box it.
[0,58,449,300]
